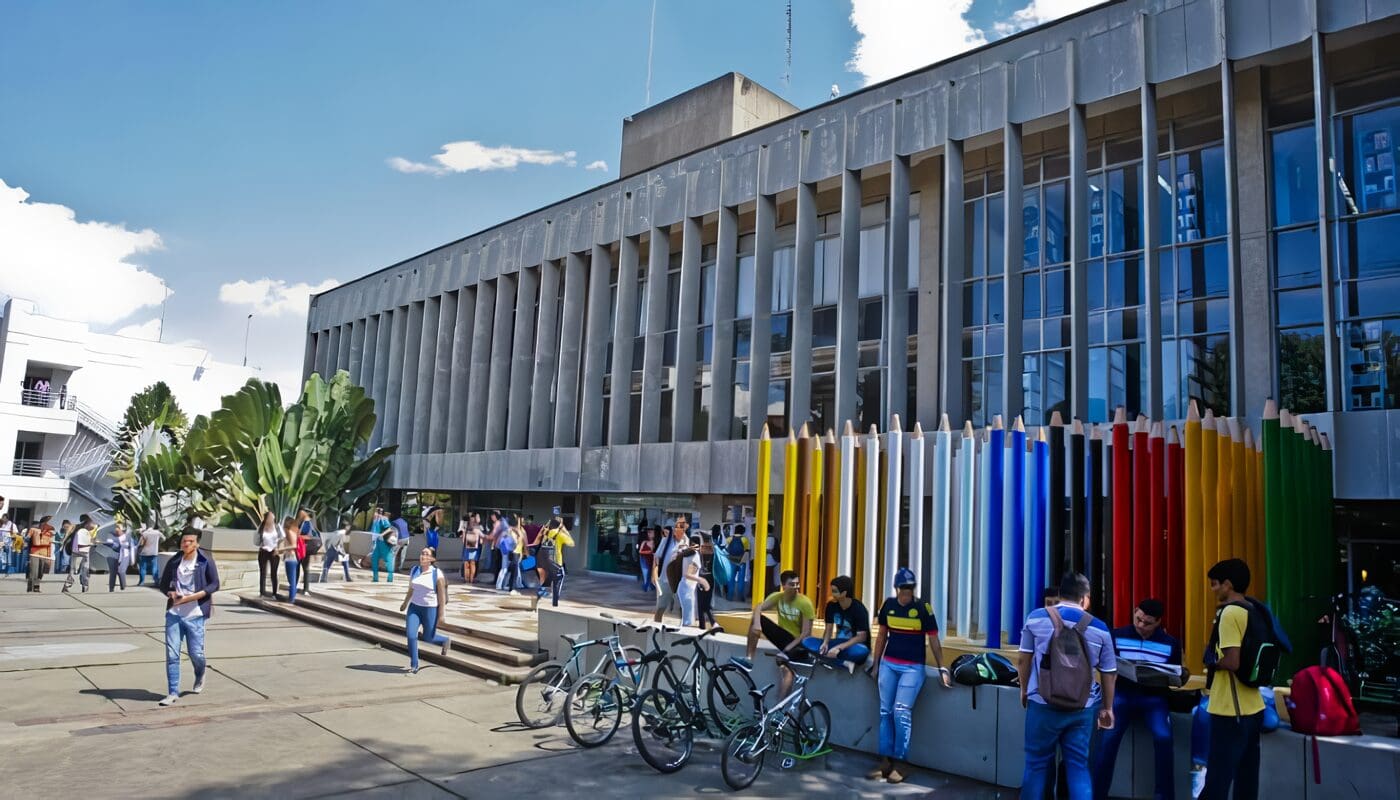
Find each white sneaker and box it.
[1191,767,1207,798]
[192,677,205,694]
[509,590,520,596]
[159,693,180,707]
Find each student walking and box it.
[102,522,135,592]
[531,516,574,610]
[255,511,280,597]
[677,535,708,627]
[63,515,95,593]
[1016,573,1117,800]
[637,526,655,592]
[25,516,55,592]
[278,517,302,603]
[319,519,353,584]
[804,574,871,671]
[460,514,482,585]
[54,520,71,574]
[651,521,690,622]
[157,528,219,706]
[297,509,321,595]
[1200,559,1266,800]
[1091,598,1182,800]
[495,519,522,594]
[399,546,450,674]
[867,568,951,784]
[696,531,718,627]
[371,515,397,582]
[137,522,162,586]
[389,510,411,572]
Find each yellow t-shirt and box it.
[1207,604,1266,717]
[764,591,816,638]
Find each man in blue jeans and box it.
[1091,598,1181,800]
[1017,573,1117,800]
[156,528,219,707]
[802,574,870,673]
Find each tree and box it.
[108,381,192,530]
[184,371,395,527]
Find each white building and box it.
[0,297,257,527]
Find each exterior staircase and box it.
[238,590,545,683]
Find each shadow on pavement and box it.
[79,687,166,702]
[346,664,407,674]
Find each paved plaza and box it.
[0,570,1008,799]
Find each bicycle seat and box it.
[559,633,582,647]
[750,682,774,701]
[640,649,668,664]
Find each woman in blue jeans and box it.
[866,568,952,784]
[399,546,450,673]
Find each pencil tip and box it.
[1050,410,1064,426]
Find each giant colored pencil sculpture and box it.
[862,425,879,607]
[1200,409,1219,596]
[753,425,772,607]
[854,427,867,589]
[1230,418,1247,563]
[781,430,798,573]
[909,421,927,595]
[1183,402,1204,669]
[1070,419,1087,575]
[839,421,856,577]
[1216,415,1234,564]
[806,430,823,604]
[794,424,811,576]
[1089,425,1107,614]
[1132,415,1151,618]
[978,426,992,638]
[884,416,904,595]
[1111,407,1132,623]
[1008,417,1027,645]
[1166,425,1185,641]
[931,415,952,626]
[957,421,976,637]
[1242,427,1257,577]
[984,417,1005,647]
[1033,427,1051,607]
[1023,434,1037,622]
[1049,412,1067,579]
[822,431,840,603]
[1262,400,1281,607]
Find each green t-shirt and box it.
[764,591,816,638]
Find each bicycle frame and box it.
[744,659,829,760]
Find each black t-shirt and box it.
[876,597,940,665]
[823,599,870,642]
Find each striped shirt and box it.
[1111,624,1182,696]
[1018,603,1117,708]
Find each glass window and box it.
[736,254,755,318]
[988,279,1004,324]
[696,327,713,363]
[772,246,794,312]
[856,368,884,432]
[699,263,716,325]
[665,271,681,330]
[1275,227,1321,288]
[858,298,883,342]
[1271,126,1319,226]
[1336,213,1400,281]
[859,226,886,298]
[1277,289,1322,327]
[1173,146,1228,242]
[966,198,985,278]
[813,307,838,348]
[1108,165,1142,253]
[1089,173,1106,259]
[964,282,984,326]
[1044,181,1068,264]
[811,372,836,434]
[988,195,1005,275]
[1176,243,1229,299]
[1343,319,1400,410]
[1336,104,1400,215]
[1023,189,1041,269]
[731,361,750,439]
[815,237,840,306]
[908,221,920,291]
[733,319,752,359]
[694,383,712,440]
[770,312,792,353]
[1338,275,1400,319]
[1277,326,1327,413]
[1180,333,1231,417]
[1024,273,1042,319]
[767,379,789,436]
[1045,269,1068,317]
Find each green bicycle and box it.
[719,652,833,790]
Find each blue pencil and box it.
[1033,427,1050,612]
[1007,417,1027,646]
[985,416,1005,649]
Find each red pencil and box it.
[1166,425,1186,641]
[1112,407,1132,625]
[1148,421,1166,606]
[1132,416,1151,613]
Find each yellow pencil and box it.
[807,432,824,603]
[782,429,798,573]
[754,425,772,607]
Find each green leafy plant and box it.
[109,382,193,532]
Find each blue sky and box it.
[0,0,1091,406]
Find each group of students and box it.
[253,509,355,603]
[1,512,162,593]
[637,521,779,606]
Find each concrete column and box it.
[369,313,392,449]
[347,319,366,387]
[1220,60,1246,415]
[639,228,670,442]
[507,266,540,450]
[553,253,587,447]
[303,332,317,384]
[672,217,702,442]
[749,193,776,437]
[428,291,457,454]
[1141,77,1165,419]
[446,286,475,453]
[412,297,440,454]
[915,159,943,427]
[380,307,407,451]
[336,323,351,373]
[529,260,562,449]
[398,300,426,454]
[1002,125,1025,422]
[486,273,517,450]
[609,236,641,444]
[1312,32,1342,411]
[835,170,862,428]
[1234,67,1273,417]
[581,245,612,447]
[940,141,967,424]
[888,155,912,425]
[358,314,379,433]
[1069,100,1090,421]
[709,206,739,440]
[791,180,816,429]
[465,280,497,452]
[319,327,336,378]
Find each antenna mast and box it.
[784,1,792,87]
[645,0,657,106]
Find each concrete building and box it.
[0,298,257,526]
[305,0,1400,593]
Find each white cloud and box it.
[994,0,1102,36]
[585,160,609,172]
[219,277,339,317]
[0,179,166,326]
[115,318,162,341]
[848,0,986,86]
[388,140,579,176]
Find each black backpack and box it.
[1206,598,1286,689]
[951,652,1019,687]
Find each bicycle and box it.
[514,616,645,729]
[719,652,833,790]
[630,626,758,773]
[563,617,675,747]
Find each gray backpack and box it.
[1038,607,1094,711]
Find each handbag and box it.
[520,555,537,571]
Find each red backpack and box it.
[1286,665,1360,783]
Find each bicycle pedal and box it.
[780,757,796,770]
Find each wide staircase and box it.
[239,589,546,684]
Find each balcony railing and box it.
[19,388,76,410]
[11,458,64,478]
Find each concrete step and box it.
[238,594,536,684]
[285,592,545,668]
[308,588,538,653]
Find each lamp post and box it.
[242,313,254,367]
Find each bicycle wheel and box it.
[720,721,767,790]
[794,700,831,756]
[706,663,757,734]
[514,660,571,728]
[631,689,694,773]
[563,673,622,747]
[652,654,695,699]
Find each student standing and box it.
[320,519,353,584]
[422,506,442,551]
[677,535,707,627]
[255,511,280,597]
[1016,573,1117,800]
[1200,559,1265,800]
[651,521,689,623]
[157,528,219,706]
[531,517,574,610]
[137,522,162,586]
[26,516,55,592]
[1092,598,1181,800]
[696,531,718,627]
[54,520,71,574]
[804,574,871,671]
[637,526,655,593]
[399,546,450,673]
[101,522,134,592]
[496,520,521,594]
[278,517,302,603]
[297,509,321,595]
[389,509,411,571]
[867,568,951,784]
[460,515,482,585]
[63,515,95,593]
[371,515,397,582]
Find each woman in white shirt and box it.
[103,523,135,592]
[276,517,301,603]
[398,546,450,673]
[677,535,708,627]
[137,523,162,586]
[255,511,280,598]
